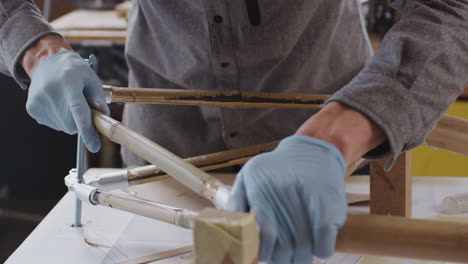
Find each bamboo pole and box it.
[105,86,468,154]
[127,147,364,186]
[89,111,367,199]
[336,213,468,262]
[426,114,468,156]
[103,86,327,108]
[129,156,253,186]
[92,111,364,210]
[92,110,231,208]
[86,190,468,264]
[131,155,363,186]
[91,189,196,229]
[127,141,279,185]
[104,86,468,156]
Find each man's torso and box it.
[122,0,372,165]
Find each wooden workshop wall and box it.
[413,100,468,177]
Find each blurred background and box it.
[0,0,466,262]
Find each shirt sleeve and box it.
[0,0,60,89]
[328,0,468,169]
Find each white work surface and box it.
[6,176,468,264]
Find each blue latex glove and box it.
[26,50,110,152]
[227,135,347,264]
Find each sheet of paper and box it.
[5,192,192,264]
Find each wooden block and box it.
[193,208,259,264]
[426,114,468,156]
[370,151,412,217]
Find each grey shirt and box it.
[1,0,467,168]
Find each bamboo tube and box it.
[91,190,196,229]
[426,114,468,156]
[85,190,468,264]
[184,142,278,167]
[129,156,254,186]
[104,86,327,108]
[127,141,279,185]
[337,213,468,262]
[92,110,230,208]
[131,155,363,186]
[104,86,468,157]
[127,143,361,186]
[101,136,364,186]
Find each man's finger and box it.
[314,224,340,259]
[26,94,64,132]
[292,246,314,264]
[70,100,101,153]
[85,74,110,115]
[252,208,277,263]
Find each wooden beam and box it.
[370,152,412,217]
[426,114,468,156]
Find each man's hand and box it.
[21,35,109,152]
[227,135,347,263]
[227,102,387,263]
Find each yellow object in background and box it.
[413,101,468,177]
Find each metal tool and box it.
[72,135,85,227]
[72,54,97,227]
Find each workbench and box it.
[6,172,468,264]
[50,9,127,44]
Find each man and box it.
[1,0,467,263]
